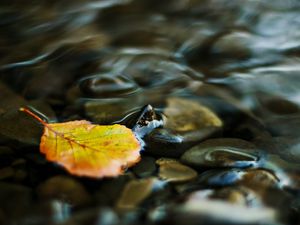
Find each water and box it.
[0,0,300,224]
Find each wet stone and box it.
[156,158,198,183]
[239,169,280,189]
[132,156,157,178]
[122,56,194,92]
[181,138,260,169]
[116,177,158,211]
[259,96,299,116]
[94,175,132,206]
[37,175,91,206]
[209,187,249,206]
[249,187,295,217]
[267,137,300,163]
[41,200,71,224]
[197,169,245,187]
[0,109,42,146]
[172,193,277,225]
[191,168,280,190]
[164,97,222,133]
[151,127,221,155]
[265,114,300,138]
[145,97,223,158]
[144,128,187,158]
[174,169,244,194]
[148,206,168,223]
[186,187,260,207]
[130,104,163,138]
[0,101,55,146]
[79,74,140,98]
[14,200,72,225]
[84,97,141,124]
[61,208,119,225]
[0,1,300,225]
[211,31,253,60]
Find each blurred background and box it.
[0,0,300,225]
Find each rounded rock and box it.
[181,138,260,168]
[37,176,91,206]
[156,158,198,183]
[79,74,140,98]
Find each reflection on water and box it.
[1,0,300,224]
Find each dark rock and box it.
[84,97,141,124]
[145,127,221,158]
[211,31,253,60]
[208,186,257,206]
[181,138,260,168]
[94,175,132,206]
[145,98,223,158]
[197,169,245,187]
[131,104,163,138]
[0,101,55,146]
[170,196,277,225]
[132,156,157,178]
[116,177,158,211]
[0,109,42,145]
[79,73,140,98]
[37,175,91,206]
[61,208,119,225]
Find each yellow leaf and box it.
[20,107,141,178]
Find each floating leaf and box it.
[20,107,141,178]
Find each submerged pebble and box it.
[94,175,132,206]
[132,156,157,178]
[186,186,261,207]
[146,98,223,157]
[164,97,222,133]
[181,138,261,168]
[116,178,158,211]
[84,97,139,124]
[176,167,281,194]
[172,198,277,225]
[197,169,245,187]
[0,1,300,225]
[61,207,119,225]
[79,74,140,98]
[37,176,91,206]
[156,158,197,183]
[239,169,280,189]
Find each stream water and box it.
[0,0,300,225]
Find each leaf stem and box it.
[19,107,48,126]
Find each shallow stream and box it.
[0,1,300,224]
